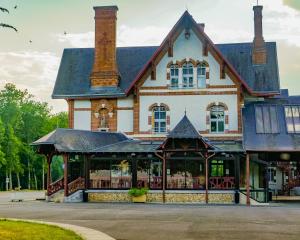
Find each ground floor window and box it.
[166,159,205,190]
[209,159,235,189]
[89,159,132,189]
[137,159,162,189]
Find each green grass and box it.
[0,219,83,240]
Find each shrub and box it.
[128,188,149,197]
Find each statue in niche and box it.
[99,108,109,128]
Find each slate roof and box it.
[52,42,280,99]
[168,115,202,139]
[243,101,300,152]
[32,128,128,153]
[91,140,161,153]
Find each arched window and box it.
[152,106,166,133]
[197,63,206,88]
[210,106,225,133]
[170,64,179,88]
[182,62,194,88]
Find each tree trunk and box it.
[33,168,38,190]
[16,173,21,189]
[28,159,31,190]
[5,170,8,191]
[42,160,45,190]
[9,169,12,190]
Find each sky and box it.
[0,0,300,113]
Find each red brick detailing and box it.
[225,115,229,124]
[148,103,158,111]
[207,85,236,89]
[206,102,229,111]
[90,6,119,88]
[167,72,170,80]
[166,115,170,125]
[206,115,210,125]
[160,103,170,111]
[133,94,140,134]
[167,61,174,68]
[140,86,168,90]
[116,107,133,110]
[148,116,152,125]
[252,6,266,65]
[206,72,210,79]
[140,91,237,96]
[91,99,117,131]
[67,100,74,128]
[74,108,91,111]
[200,130,210,134]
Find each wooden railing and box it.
[68,177,85,196]
[48,178,64,196]
[209,177,235,189]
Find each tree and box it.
[0,7,17,32]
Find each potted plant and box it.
[128,187,149,203]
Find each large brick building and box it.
[34,5,300,205]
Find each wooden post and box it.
[205,156,208,204]
[63,154,68,197]
[246,153,250,206]
[235,155,240,191]
[84,155,90,189]
[46,155,51,196]
[162,153,166,203]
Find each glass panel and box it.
[185,160,205,189]
[89,159,110,189]
[218,121,224,133]
[293,107,300,132]
[211,121,217,132]
[285,106,295,133]
[255,106,264,133]
[167,159,185,189]
[269,106,279,133]
[111,159,132,189]
[262,106,271,133]
[137,159,149,188]
[150,159,162,189]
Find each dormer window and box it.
[197,63,206,88]
[170,64,179,88]
[182,62,194,88]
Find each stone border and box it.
[1,218,115,240]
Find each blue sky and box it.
[0,0,300,112]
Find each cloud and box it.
[55,32,94,48]
[283,0,300,11]
[0,51,66,112]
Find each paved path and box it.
[0,201,300,240]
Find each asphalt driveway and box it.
[0,196,299,240]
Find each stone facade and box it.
[88,191,234,204]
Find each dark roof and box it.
[91,140,161,153]
[52,47,158,99]
[52,42,280,99]
[210,141,244,153]
[217,42,280,93]
[243,101,300,152]
[168,115,201,139]
[32,128,128,153]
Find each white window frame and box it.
[210,106,225,133]
[170,64,179,88]
[153,106,167,133]
[197,64,206,88]
[182,62,194,88]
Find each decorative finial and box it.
[184,108,187,116]
[186,4,188,12]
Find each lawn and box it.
[0,219,83,240]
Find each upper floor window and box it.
[153,106,166,133]
[210,106,225,133]
[197,63,206,88]
[182,62,194,88]
[170,64,179,88]
[255,105,279,134]
[285,105,300,133]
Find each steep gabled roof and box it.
[52,11,280,99]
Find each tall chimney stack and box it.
[252,5,267,65]
[90,6,119,88]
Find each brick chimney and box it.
[252,5,267,65]
[90,6,119,88]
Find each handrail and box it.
[48,178,64,196]
[68,177,85,196]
